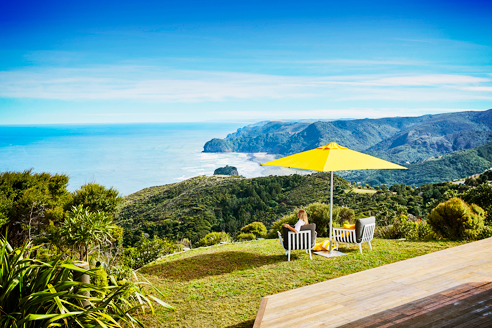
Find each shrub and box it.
[236,232,256,241]
[305,203,331,236]
[236,222,267,239]
[36,248,50,262]
[108,264,133,281]
[267,213,297,238]
[178,238,192,248]
[198,232,231,247]
[375,215,434,241]
[267,203,335,238]
[123,235,180,269]
[375,225,398,239]
[462,183,492,225]
[398,219,434,241]
[427,197,485,240]
[333,207,355,226]
[91,265,108,289]
[479,226,492,239]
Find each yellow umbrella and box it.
[261,142,407,252]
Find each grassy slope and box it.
[139,238,464,328]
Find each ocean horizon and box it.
[0,122,287,195]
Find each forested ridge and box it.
[115,169,490,245]
[204,109,492,165]
[342,141,492,186]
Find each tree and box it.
[69,183,121,217]
[427,197,485,240]
[0,170,70,246]
[59,205,115,261]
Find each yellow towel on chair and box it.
[313,240,331,251]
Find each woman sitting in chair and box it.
[283,209,309,233]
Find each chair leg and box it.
[288,250,291,261]
[358,244,362,254]
[346,243,349,248]
[309,249,312,260]
[368,241,372,250]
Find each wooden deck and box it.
[254,238,492,328]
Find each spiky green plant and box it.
[0,239,173,327]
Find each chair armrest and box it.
[333,228,356,243]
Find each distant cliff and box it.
[204,109,492,165]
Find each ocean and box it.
[0,123,284,195]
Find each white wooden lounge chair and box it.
[277,223,316,261]
[332,216,375,254]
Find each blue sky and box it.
[1,0,491,124]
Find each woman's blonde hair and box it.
[297,209,309,224]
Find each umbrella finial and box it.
[318,142,347,150]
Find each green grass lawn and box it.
[138,238,465,328]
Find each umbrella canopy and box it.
[262,142,407,253]
[261,142,407,171]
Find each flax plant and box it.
[0,239,172,327]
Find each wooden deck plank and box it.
[255,237,492,327]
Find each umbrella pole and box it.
[329,171,333,252]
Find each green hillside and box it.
[115,168,482,246]
[204,109,492,165]
[345,141,492,186]
[115,173,350,245]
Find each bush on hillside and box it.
[236,222,267,239]
[479,226,492,239]
[333,207,355,225]
[236,232,256,241]
[267,203,337,238]
[177,238,192,249]
[304,203,331,236]
[462,183,492,225]
[427,197,485,240]
[198,232,231,247]
[267,213,298,239]
[123,235,180,269]
[375,215,434,241]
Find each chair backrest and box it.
[300,223,316,248]
[282,223,316,249]
[355,216,376,243]
[360,223,375,243]
[287,230,311,251]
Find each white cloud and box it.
[369,74,489,86]
[462,86,492,92]
[0,66,490,104]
